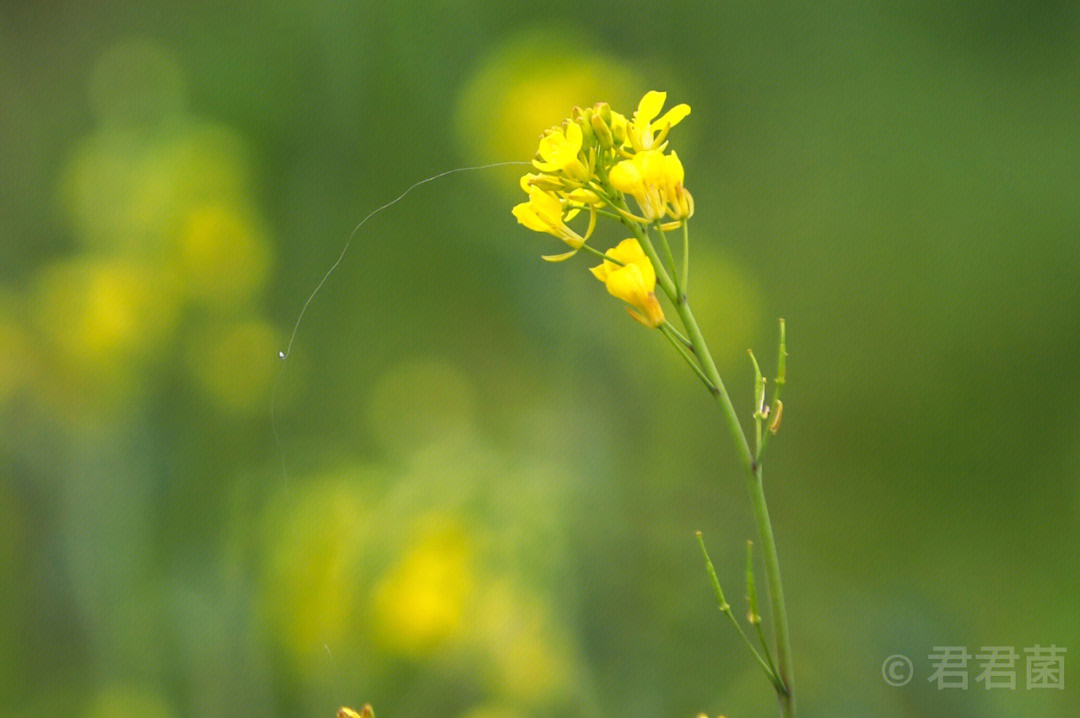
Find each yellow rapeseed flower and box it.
[589,238,665,327]
[533,122,589,181]
[511,186,596,261]
[626,90,691,152]
[608,149,691,222]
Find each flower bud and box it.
[576,113,597,147]
[610,111,627,145]
[520,172,565,193]
[590,113,614,149]
[594,102,612,125]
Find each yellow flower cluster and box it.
[512,91,694,328]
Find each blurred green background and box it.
[2,2,1078,717]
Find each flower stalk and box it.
[512,90,795,717]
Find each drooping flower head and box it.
[589,238,665,327]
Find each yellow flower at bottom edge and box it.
[338,706,373,718]
[589,238,665,328]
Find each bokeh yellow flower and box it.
[86,684,177,718]
[32,258,181,370]
[471,580,573,701]
[372,521,473,656]
[589,238,665,328]
[184,319,281,413]
[258,474,370,666]
[453,27,638,197]
[179,203,272,308]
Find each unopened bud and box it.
[525,173,565,192]
[594,101,612,125]
[610,112,627,144]
[576,114,597,147]
[591,113,614,148]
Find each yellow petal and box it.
[653,103,691,131]
[604,262,647,305]
[537,130,562,164]
[637,91,667,124]
[564,121,583,153]
[512,202,548,233]
[633,251,656,288]
[663,151,685,185]
[608,159,642,193]
[565,188,601,205]
[583,203,597,240]
[609,237,647,264]
[525,187,565,226]
[532,158,560,173]
[542,249,578,262]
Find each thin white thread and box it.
[270,160,531,482]
[278,160,531,361]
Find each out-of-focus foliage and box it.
[1,3,1077,718]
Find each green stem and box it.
[659,323,715,393]
[747,463,795,717]
[680,221,689,292]
[664,322,694,352]
[581,243,624,264]
[602,198,795,716]
[668,249,795,718]
[655,222,681,293]
[674,300,751,467]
